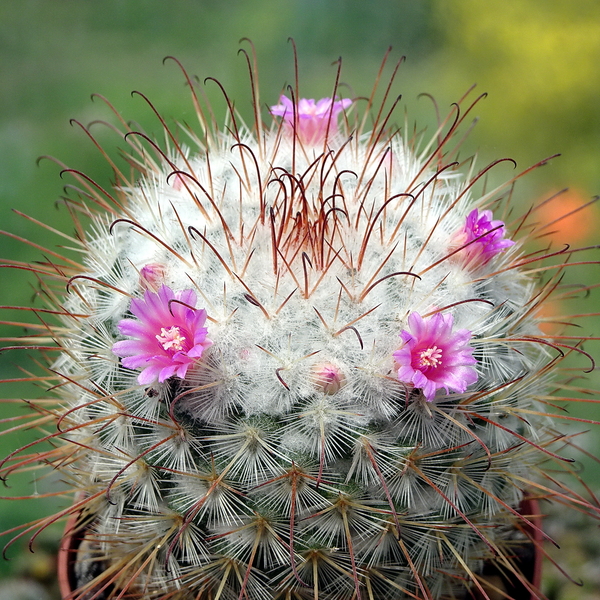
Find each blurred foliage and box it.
[0,0,598,596]
[431,0,600,192]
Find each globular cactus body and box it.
[1,51,598,600]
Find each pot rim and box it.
[57,511,79,599]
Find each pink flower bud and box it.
[139,263,166,292]
[312,362,346,394]
[170,173,186,191]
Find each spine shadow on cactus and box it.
[1,42,600,600]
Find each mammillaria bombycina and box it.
[1,48,599,600]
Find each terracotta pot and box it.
[523,497,544,595]
[57,511,114,600]
[57,511,78,599]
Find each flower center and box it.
[418,345,443,369]
[156,326,186,352]
[470,218,497,246]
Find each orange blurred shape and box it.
[535,189,597,246]
[535,301,564,339]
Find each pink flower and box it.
[393,312,478,401]
[270,95,352,144]
[112,285,212,385]
[455,209,515,265]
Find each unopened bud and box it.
[313,363,346,395]
[139,263,166,292]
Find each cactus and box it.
[1,50,599,600]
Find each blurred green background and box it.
[1,1,599,598]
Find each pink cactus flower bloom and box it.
[455,208,515,265]
[113,284,212,385]
[270,95,352,144]
[394,312,478,401]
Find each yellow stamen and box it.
[419,346,442,368]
